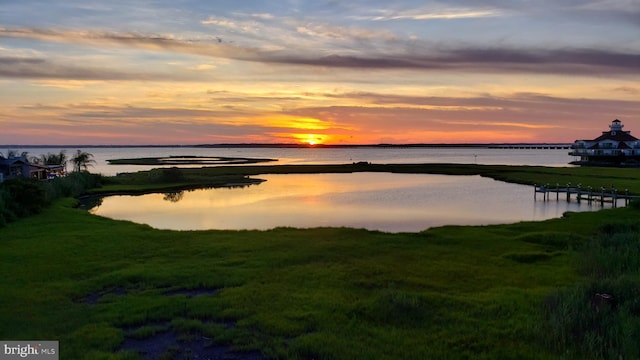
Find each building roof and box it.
[592,131,638,142]
[0,156,29,166]
[574,119,638,144]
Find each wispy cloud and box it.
[263,48,640,75]
[200,16,259,33]
[188,64,216,71]
[439,120,561,129]
[574,0,640,26]
[613,86,639,95]
[362,6,506,21]
[293,21,398,42]
[0,27,261,58]
[0,56,135,80]
[0,55,211,81]
[1,26,637,80]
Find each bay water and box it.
[10,146,575,176]
[14,145,597,233]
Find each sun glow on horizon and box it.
[294,133,327,145]
[265,116,332,131]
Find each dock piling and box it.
[625,190,630,206]
[534,183,635,208]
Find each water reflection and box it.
[90,173,602,232]
[163,191,184,202]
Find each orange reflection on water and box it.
[90,173,593,232]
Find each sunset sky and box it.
[1,1,639,145]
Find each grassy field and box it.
[100,163,640,194]
[1,164,639,359]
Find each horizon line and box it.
[0,142,574,148]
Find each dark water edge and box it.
[1,142,572,148]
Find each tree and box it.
[55,151,68,173]
[71,150,96,172]
[0,150,27,159]
[35,151,68,173]
[41,151,67,165]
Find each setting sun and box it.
[294,134,326,145]
[305,134,321,146]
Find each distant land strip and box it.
[107,155,277,166]
[3,143,572,149]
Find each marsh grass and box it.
[542,220,640,359]
[1,198,633,359]
[3,164,640,358]
[103,163,640,195]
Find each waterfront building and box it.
[570,119,640,166]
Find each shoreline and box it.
[1,142,573,149]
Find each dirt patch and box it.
[78,286,219,304]
[163,288,219,298]
[77,286,128,304]
[121,330,178,359]
[121,330,264,359]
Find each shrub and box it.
[44,172,108,199]
[0,172,108,227]
[159,167,184,183]
[0,187,13,226]
[629,198,640,210]
[0,178,47,220]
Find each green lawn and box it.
[1,164,639,359]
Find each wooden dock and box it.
[489,144,571,149]
[534,183,638,208]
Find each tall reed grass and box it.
[542,218,640,359]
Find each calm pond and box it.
[89,172,599,232]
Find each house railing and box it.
[569,149,637,156]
